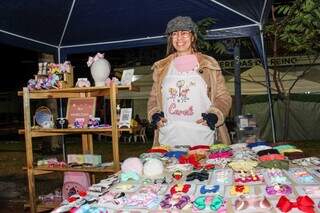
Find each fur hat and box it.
[165,16,198,35]
[121,157,143,176]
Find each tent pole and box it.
[234,44,242,116]
[260,29,276,143]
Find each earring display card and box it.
[284,168,319,185]
[295,185,320,199]
[262,168,291,185]
[211,169,233,185]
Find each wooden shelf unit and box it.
[19,84,132,213]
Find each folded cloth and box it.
[259,154,285,161]
[273,145,296,152]
[284,151,305,160]
[247,141,269,148]
[258,160,289,170]
[257,149,280,156]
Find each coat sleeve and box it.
[214,69,232,117]
[147,63,161,122]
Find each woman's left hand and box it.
[197,113,218,130]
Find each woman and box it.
[148,16,232,146]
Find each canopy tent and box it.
[0,0,276,141]
[226,65,320,95]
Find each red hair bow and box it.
[170,184,191,195]
[276,195,315,213]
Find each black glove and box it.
[201,113,218,130]
[151,111,164,129]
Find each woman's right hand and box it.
[151,111,167,129]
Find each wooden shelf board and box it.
[18,85,133,97]
[35,165,115,173]
[24,203,58,212]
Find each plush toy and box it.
[143,158,164,179]
[121,157,143,176]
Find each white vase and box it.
[90,58,110,86]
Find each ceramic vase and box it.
[90,58,110,86]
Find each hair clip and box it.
[193,195,224,211]
[266,184,292,196]
[186,170,209,182]
[170,184,191,195]
[172,170,183,180]
[120,171,140,182]
[200,185,220,194]
[235,195,271,211]
[160,194,190,209]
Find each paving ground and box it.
[0,136,320,212]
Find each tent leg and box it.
[260,31,276,143]
[234,45,242,116]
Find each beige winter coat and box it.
[147,52,232,146]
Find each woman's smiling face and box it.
[171,31,193,56]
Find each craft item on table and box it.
[232,149,257,160]
[186,170,209,182]
[120,171,140,182]
[178,154,201,169]
[259,154,285,161]
[247,141,269,148]
[256,148,279,156]
[38,189,62,205]
[200,185,220,194]
[193,195,224,211]
[189,145,210,151]
[208,150,233,159]
[296,186,320,198]
[126,190,160,209]
[172,145,190,152]
[97,191,127,209]
[230,143,247,149]
[273,144,296,152]
[167,163,193,172]
[75,78,91,87]
[228,159,258,171]
[139,152,163,162]
[56,117,68,129]
[276,195,315,213]
[88,184,109,194]
[229,185,250,196]
[172,170,183,180]
[147,148,168,154]
[121,157,143,176]
[265,184,293,196]
[285,168,319,184]
[143,158,164,179]
[105,77,120,86]
[279,148,303,155]
[234,195,272,211]
[284,151,305,160]
[263,168,290,185]
[212,169,233,185]
[73,118,85,128]
[163,151,187,159]
[234,169,263,184]
[206,157,231,168]
[292,157,320,167]
[111,181,140,193]
[87,117,100,128]
[160,193,191,210]
[258,160,289,170]
[153,176,170,185]
[211,143,229,150]
[307,168,320,179]
[251,145,272,153]
[170,184,192,195]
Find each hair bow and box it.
[87,52,105,67]
[234,196,271,211]
[120,171,140,182]
[170,184,191,194]
[276,195,315,213]
[186,170,209,182]
[193,195,224,211]
[200,185,220,194]
[160,194,190,209]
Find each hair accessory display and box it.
[251,145,272,153]
[258,160,289,170]
[121,157,143,176]
[212,169,233,185]
[286,168,318,184]
[266,184,292,196]
[247,141,269,148]
[292,157,320,167]
[257,149,280,156]
[234,195,271,211]
[172,170,183,180]
[230,185,249,196]
[263,168,290,185]
[170,184,191,195]
[276,195,314,213]
[120,171,140,182]
[228,160,258,171]
[143,158,164,179]
[208,150,233,159]
[186,170,209,182]
[160,193,190,209]
[163,151,187,159]
[200,185,220,194]
[234,170,262,184]
[193,195,224,211]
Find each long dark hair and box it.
[166,32,198,56]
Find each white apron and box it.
[159,59,215,146]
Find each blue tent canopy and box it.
[0,0,270,61]
[0,0,275,141]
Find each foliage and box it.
[196,17,216,51]
[265,0,320,55]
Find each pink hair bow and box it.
[87,52,105,67]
